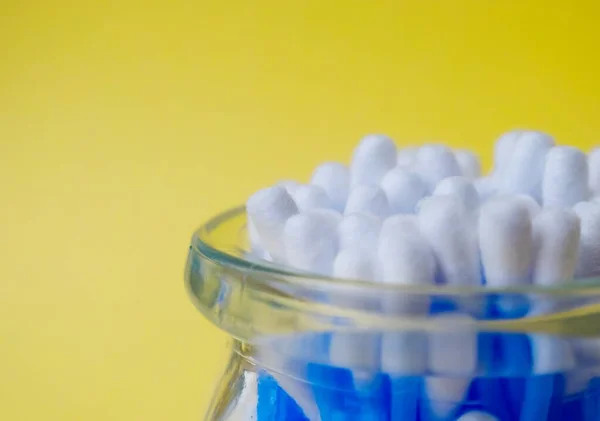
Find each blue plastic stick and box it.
[390,376,420,421]
[306,362,390,421]
[257,374,309,421]
[519,373,565,421]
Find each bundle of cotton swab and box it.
[246,131,600,421]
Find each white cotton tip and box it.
[305,208,343,225]
[532,209,580,287]
[473,176,497,202]
[589,148,600,195]
[566,370,594,396]
[378,216,435,286]
[493,130,523,177]
[378,215,435,314]
[333,248,376,281]
[338,213,382,254]
[428,313,477,375]
[329,332,380,383]
[455,149,481,179]
[247,219,271,260]
[542,146,590,208]
[479,198,533,287]
[247,186,299,262]
[514,194,541,219]
[415,145,463,192]
[247,218,261,250]
[433,176,480,211]
[531,334,576,374]
[331,248,381,383]
[426,314,476,419]
[283,212,339,276]
[350,134,397,187]
[457,411,499,421]
[381,332,428,375]
[277,179,300,196]
[344,185,390,217]
[418,196,480,287]
[332,247,381,311]
[499,131,554,202]
[310,162,350,212]
[426,377,471,419]
[292,185,332,212]
[397,146,419,168]
[380,214,421,239]
[380,168,428,214]
[573,201,600,278]
[487,194,541,219]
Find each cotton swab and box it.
[247,186,299,262]
[304,208,343,230]
[542,146,589,209]
[532,208,580,287]
[428,316,477,377]
[520,335,576,421]
[377,214,435,417]
[333,247,376,282]
[433,176,480,211]
[499,131,554,202]
[379,331,428,377]
[310,162,350,212]
[277,179,301,196]
[327,330,380,381]
[380,168,428,214]
[378,215,435,295]
[455,149,482,179]
[415,144,463,192]
[329,249,380,385]
[331,220,383,408]
[331,245,380,310]
[529,209,580,317]
[425,313,477,420]
[397,146,419,168]
[479,198,533,288]
[418,196,480,287]
[514,194,542,219]
[283,211,339,276]
[493,130,522,178]
[573,201,600,279]
[344,185,390,217]
[426,373,471,419]
[377,216,434,420]
[338,213,382,254]
[350,134,397,187]
[588,148,600,195]
[457,412,499,421]
[292,185,333,212]
[473,176,497,202]
[247,219,271,260]
[486,194,540,220]
[377,215,434,342]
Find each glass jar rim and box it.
[190,206,600,298]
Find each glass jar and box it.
[185,206,600,421]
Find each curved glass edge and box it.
[185,219,600,340]
[190,206,600,297]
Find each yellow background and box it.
[2,1,600,420]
